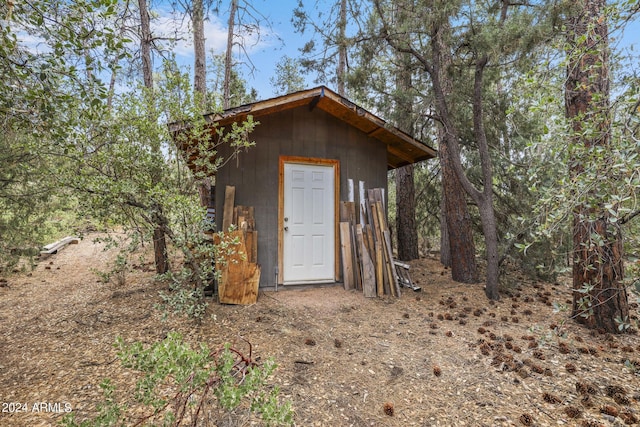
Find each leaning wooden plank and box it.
[356,225,376,297]
[383,230,401,297]
[351,224,363,291]
[214,232,237,266]
[245,231,258,264]
[369,201,384,297]
[346,201,356,224]
[339,201,349,222]
[381,248,392,296]
[369,188,384,209]
[219,262,261,305]
[371,198,398,295]
[373,192,388,231]
[375,202,394,295]
[374,188,386,213]
[234,205,255,230]
[40,236,79,255]
[373,200,393,295]
[363,224,375,261]
[340,201,356,223]
[222,185,235,231]
[345,202,362,291]
[372,201,392,295]
[215,230,260,305]
[339,222,355,290]
[381,238,395,297]
[366,190,375,226]
[359,181,366,225]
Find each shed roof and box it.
[171,86,437,170]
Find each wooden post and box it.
[344,202,362,291]
[222,186,235,231]
[339,222,355,290]
[357,225,376,297]
[384,230,401,297]
[370,201,384,297]
[359,181,366,225]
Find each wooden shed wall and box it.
[214,105,388,288]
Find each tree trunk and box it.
[192,0,211,208]
[571,214,627,331]
[471,56,500,300]
[193,0,206,105]
[478,198,499,300]
[152,211,170,274]
[432,23,478,283]
[393,17,418,262]
[439,194,451,267]
[138,0,153,90]
[138,0,169,274]
[565,0,629,332]
[223,0,238,109]
[396,164,418,260]
[438,138,478,283]
[337,0,347,96]
[432,24,498,296]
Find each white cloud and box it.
[15,32,51,55]
[152,6,278,60]
[152,8,228,58]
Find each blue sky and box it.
[16,0,640,100]
[161,0,640,100]
[157,0,307,98]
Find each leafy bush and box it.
[156,272,209,321]
[155,227,245,321]
[61,333,293,427]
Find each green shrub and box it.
[60,333,293,427]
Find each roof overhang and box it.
[170,86,437,170]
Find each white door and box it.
[283,163,335,283]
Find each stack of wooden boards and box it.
[339,188,401,298]
[214,185,260,305]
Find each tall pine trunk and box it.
[432,22,478,284]
[337,0,347,96]
[396,165,418,260]
[393,17,419,262]
[193,0,206,103]
[437,136,478,283]
[471,56,500,300]
[223,0,238,109]
[430,19,499,299]
[138,0,153,89]
[439,195,451,267]
[565,0,629,332]
[138,0,169,274]
[192,0,212,208]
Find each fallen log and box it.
[40,236,79,255]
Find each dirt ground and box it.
[1,233,639,427]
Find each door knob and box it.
[284,226,289,231]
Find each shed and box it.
[173,86,436,289]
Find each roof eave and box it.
[173,86,437,170]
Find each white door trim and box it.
[278,156,339,285]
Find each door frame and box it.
[278,156,340,285]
